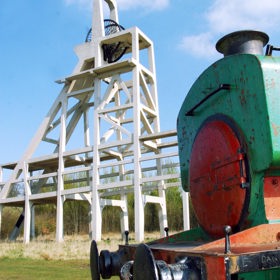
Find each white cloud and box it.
[63,0,169,11]
[118,0,169,10]
[179,0,280,59]
[178,32,217,59]
[207,0,280,33]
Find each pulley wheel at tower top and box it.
[189,119,249,238]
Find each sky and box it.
[1,0,280,164]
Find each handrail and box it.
[185,84,231,116]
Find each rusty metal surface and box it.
[116,224,280,279]
[264,176,280,221]
[189,119,247,239]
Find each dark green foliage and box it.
[64,201,89,235]
[145,202,160,232]
[1,207,23,238]
[102,206,122,233]
[35,204,56,235]
[166,187,183,231]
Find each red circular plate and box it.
[189,120,247,238]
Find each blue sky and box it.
[1,0,280,163]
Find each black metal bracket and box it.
[224,225,232,254]
[124,230,129,245]
[185,84,231,116]
[265,44,280,56]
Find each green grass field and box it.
[0,258,91,279]
[0,234,128,279]
[0,233,161,279]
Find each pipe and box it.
[216,30,269,56]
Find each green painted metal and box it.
[177,53,280,230]
[148,226,211,245]
[238,268,280,279]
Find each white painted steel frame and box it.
[0,0,188,243]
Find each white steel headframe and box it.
[0,0,185,243]
[89,0,169,241]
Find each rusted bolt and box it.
[272,178,278,185]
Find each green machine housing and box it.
[177,31,280,239]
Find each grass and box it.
[0,234,114,279]
[0,258,90,280]
[0,236,92,279]
[0,232,162,279]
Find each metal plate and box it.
[189,120,247,238]
[134,244,159,280]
